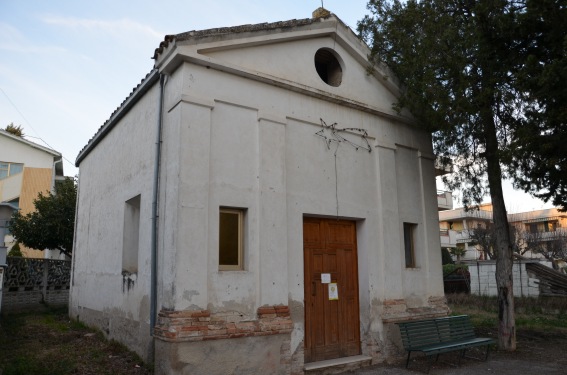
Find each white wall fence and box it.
[1,257,71,312]
[463,260,553,297]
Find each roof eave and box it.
[75,70,160,167]
[0,130,62,158]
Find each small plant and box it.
[441,247,454,265]
[449,247,467,264]
[7,242,23,257]
[5,123,24,137]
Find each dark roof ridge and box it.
[75,70,159,166]
[153,15,336,60]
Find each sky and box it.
[0,0,554,214]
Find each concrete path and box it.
[339,357,565,375]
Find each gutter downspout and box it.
[150,73,166,335]
[51,158,63,193]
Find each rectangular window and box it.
[9,163,23,176]
[0,162,24,180]
[219,208,244,271]
[403,222,417,268]
[0,163,8,179]
[122,195,141,274]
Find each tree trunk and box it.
[484,114,516,351]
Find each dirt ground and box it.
[0,307,153,375]
[2,308,566,375]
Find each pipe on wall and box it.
[150,73,167,335]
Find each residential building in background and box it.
[439,203,493,260]
[439,203,567,262]
[439,202,567,297]
[0,129,64,258]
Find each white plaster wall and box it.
[157,53,442,352]
[70,82,160,358]
[205,36,398,116]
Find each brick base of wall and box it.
[381,296,449,323]
[154,305,293,342]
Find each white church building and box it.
[70,9,447,375]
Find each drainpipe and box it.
[51,158,63,193]
[45,158,64,260]
[150,73,166,335]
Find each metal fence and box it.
[2,257,71,312]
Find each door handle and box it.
[312,281,316,296]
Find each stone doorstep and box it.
[304,355,372,374]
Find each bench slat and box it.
[396,315,495,372]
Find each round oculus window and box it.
[314,48,343,87]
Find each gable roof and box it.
[76,12,402,167]
[0,129,62,158]
[152,12,396,92]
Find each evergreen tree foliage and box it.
[357,0,566,351]
[508,0,567,210]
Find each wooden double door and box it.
[303,218,361,362]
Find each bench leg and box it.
[426,355,434,374]
[458,349,466,366]
[484,345,491,361]
[406,351,412,368]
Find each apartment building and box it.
[439,203,567,261]
[0,129,64,257]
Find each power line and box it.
[0,86,75,169]
[315,118,373,218]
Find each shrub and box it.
[443,263,469,277]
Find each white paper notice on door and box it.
[321,273,331,284]
[328,283,339,300]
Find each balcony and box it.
[437,190,453,211]
[523,228,567,242]
[455,230,473,243]
[440,229,457,247]
[439,229,475,247]
[439,207,493,222]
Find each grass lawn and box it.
[447,293,567,333]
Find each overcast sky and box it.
[0,0,553,213]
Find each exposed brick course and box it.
[154,305,293,343]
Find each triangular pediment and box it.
[154,15,403,118]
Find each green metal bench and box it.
[397,315,495,373]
